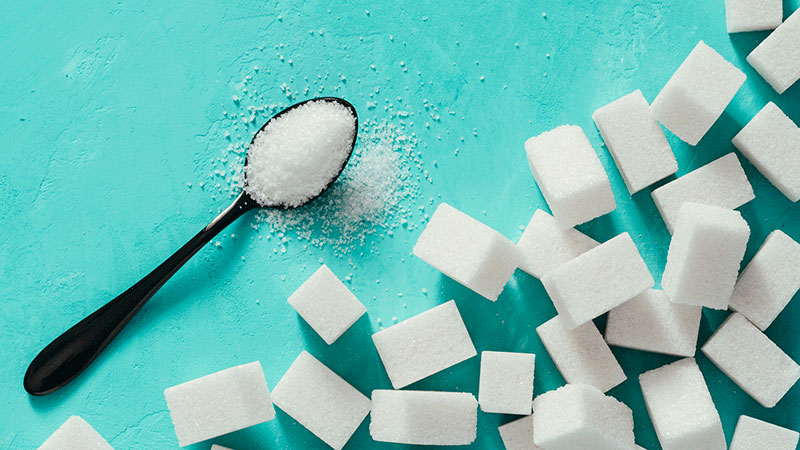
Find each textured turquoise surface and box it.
[2,1,799,449]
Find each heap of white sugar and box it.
[253,119,425,253]
[244,100,356,207]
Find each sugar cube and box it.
[701,312,800,407]
[524,125,616,228]
[210,446,234,450]
[479,351,536,414]
[499,415,542,450]
[370,390,477,445]
[605,289,702,357]
[271,351,370,450]
[747,9,800,94]
[639,358,725,450]
[536,315,626,393]
[651,41,746,145]
[516,209,599,278]
[532,384,635,450]
[725,0,783,32]
[164,361,275,447]
[729,230,800,330]
[541,232,654,329]
[662,202,750,309]
[413,203,520,301]
[652,152,754,233]
[592,90,678,194]
[372,300,476,389]
[287,264,366,344]
[730,415,800,450]
[732,102,800,202]
[38,416,113,450]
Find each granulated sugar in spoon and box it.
[24,97,358,396]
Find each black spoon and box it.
[24,97,358,396]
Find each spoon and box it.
[24,97,358,396]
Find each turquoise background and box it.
[1,0,799,448]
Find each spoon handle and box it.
[24,192,257,396]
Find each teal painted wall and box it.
[1,0,798,448]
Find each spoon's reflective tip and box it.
[24,357,54,396]
[243,96,359,210]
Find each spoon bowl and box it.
[24,97,358,396]
[244,96,358,209]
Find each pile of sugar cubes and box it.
[36,3,800,450]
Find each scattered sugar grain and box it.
[253,119,425,254]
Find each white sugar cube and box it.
[413,203,520,301]
[370,390,477,445]
[271,351,370,450]
[725,0,783,32]
[605,289,702,357]
[287,264,366,344]
[210,446,234,450]
[662,202,750,310]
[541,232,654,329]
[730,230,800,330]
[372,300,477,389]
[479,351,536,414]
[651,41,746,145]
[730,415,800,450]
[499,415,542,450]
[701,312,800,407]
[532,384,635,450]
[732,102,800,202]
[164,361,275,447]
[536,316,626,393]
[524,125,616,228]
[38,416,113,450]
[747,9,800,93]
[592,90,678,194]
[516,209,599,278]
[639,358,725,450]
[651,153,755,233]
